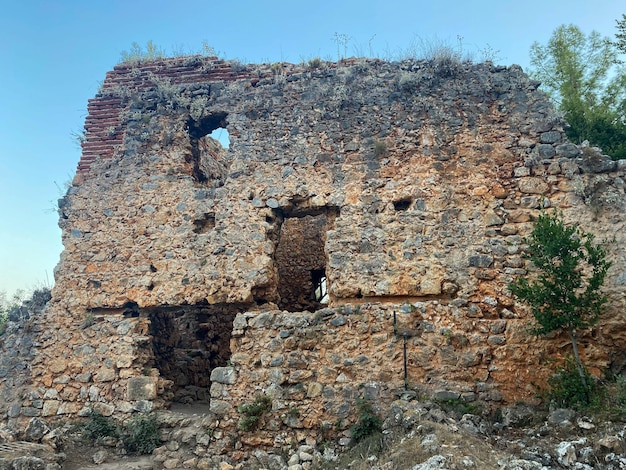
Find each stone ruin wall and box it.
[2,56,626,444]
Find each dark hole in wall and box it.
[274,206,338,312]
[187,112,228,183]
[148,304,243,404]
[123,301,140,318]
[393,198,412,211]
[192,213,216,234]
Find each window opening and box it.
[311,269,329,304]
[187,113,228,183]
[273,207,338,312]
[209,127,230,149]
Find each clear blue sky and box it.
[0,0,623,297]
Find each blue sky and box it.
[0,0,623,296]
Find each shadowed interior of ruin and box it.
[148,304,242,404]
[274,206,338,312]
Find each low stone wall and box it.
[207,294,611,444]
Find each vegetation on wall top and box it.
[528,19,626,160]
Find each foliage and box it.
[616,14,626,54]
[122,414,161,455]
[201,40,218,57]
[0,290,25,314]
[435,397,482,418]
[529,24,626,160]
[509,211,611,335]
[332,32,350,60]
[373,140,388,158]
[548,357,596,408]
[120,40,164,64]
[509,211,611,402]
[82,411,161,455]
[307,57,323,69]
[119,40,221,65]
[83,410,120,441]
[0,288,49,336]
[80,313,95,329]
[350,399,382,443]
[237,394,272,431]
[602,374,626,419]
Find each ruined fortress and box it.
[2,56,626,446]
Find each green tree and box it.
[529,24,626,160]
[509,212,611,401]
[616,14,626,54]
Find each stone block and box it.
[420,278,442,295]
[95,368,116,382]
[210,367,237,384]
[57,402,82,415]
[116,355,134,368]
[49,358,67,374]
[537,144,556,158]
[469,255,493,268]
[133,400,153,413]
[209,399,232,416]
[518,177,549,194]
[20,407,40,417]
[8,403,20,418]
[127,376,157,400]
[93,402,115,416]
[434,390,461,401]
[555,143,580,158]
[540,131,561,144]
[42,400,60,417]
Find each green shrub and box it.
[237,394,272,431]
[435,397,482,417]
[119,40,164,65]
[83,410,119,441]
[122,414,160,455]
[351,399,382,443]
[548,358,596,408]
[373,141,388,158]
[308,57,323,69]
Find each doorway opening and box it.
[148,303,242,404]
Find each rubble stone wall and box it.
[2,57,626,439]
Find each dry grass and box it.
[313,421,506,470]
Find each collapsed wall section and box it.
[8,57,624,434]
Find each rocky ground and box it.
[1,394,624,470]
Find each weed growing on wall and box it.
[548,357,596,408]
[373,140,388,158]
[82,411,161,454]
[307,57,323,69]
[350,399,382,443]
[120,41,165,65]
[82,410,120,442]
[0,312,6,337]
[122,414,161,455]
[238,394,272,431]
